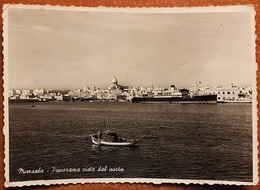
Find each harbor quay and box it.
[8,77,252,103]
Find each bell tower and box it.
[112,76,118,86]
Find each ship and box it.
[131,88,217,104]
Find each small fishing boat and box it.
[90,118,139,146]
[90,134,139,146]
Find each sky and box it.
[7,6,255,89]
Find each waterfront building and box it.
[92,86,96,91]
[108,76,128,91]
[33,89,44,96]
[80,91,91,99]
[15,90,21,95]
[67,89,81,100]
[19,89,33,99]
[209,84,252,103]
[108,76,119,90]
[107,77,129,100]
[9,95,20,100]
[90,90,97,96]
[83,85,90,92]
[20,94,27,99]
[8,90,14,97]
[22,89,32,96]
[43,94,54,100]
[63,94,71,101]
[54,93,63,101]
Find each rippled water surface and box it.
[9,102,253,182]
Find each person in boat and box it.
[113,131,119,141]
[105,130,119,141]
[97,130,102,139]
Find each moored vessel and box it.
[131,88,217,104]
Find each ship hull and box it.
[131,95,217,104]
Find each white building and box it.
[210,85,252,103]
[54,93,63,101]
[33,89,44,96]
[15,90,21,95]
[8,90,14,97]
[22,89,32,96]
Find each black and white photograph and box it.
[3,4,258,187]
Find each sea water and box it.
[9,102,253,182]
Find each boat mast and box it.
[106,117,109,131]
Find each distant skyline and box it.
[7,6,255,89]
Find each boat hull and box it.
[131,95,217,104]
[217,100,252,103]
[90,135,138,146]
